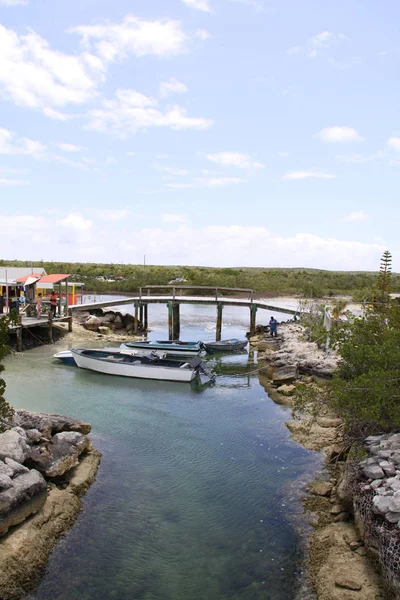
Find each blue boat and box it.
[121,340,202,357]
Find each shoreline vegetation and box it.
[2,259,400,301]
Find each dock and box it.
[6,312,73,351]
[72,286,299,340]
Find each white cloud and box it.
[87,88,213,136]
[167,176,245,189]
[0,177,29,186]
[278,151,290,157]
[288,31,347,58]
[0,24,104,114]
[160,78,188,98]
[161,213,187,223]
[181,0,212,13]
[167,182,194,189]
[230,0,265,11]
[336,151,385,164]
[43,108,75,121]
[0,214,392,270]
[153,162,189,176]
[283,170,335,180]
[96,209,132,221]
[317,126,364,143]
[387,137,400,152]
[0,0,27,5]
[54,143,85,153]
[0,127,46,158]
[71,15,189,62]
[341,210,368,222]
[195,29,211,41]
[206,152,264,169]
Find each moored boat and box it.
[121,340,202,357]
[70,349,210,382]
[53,347,166,366]
[202,339,248,353]
[53,350,77,365]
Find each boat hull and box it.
[203,340,248,353]
[53,350,77,366]
[122,341,201,357]
[71,350,197,382]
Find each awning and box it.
[23,276,40,287]
[38,274,71,284]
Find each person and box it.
[50,290,57,318]
[0,294,4,314]
[269,316,278,338]
[19,291,26,306]
[36,293,43,318]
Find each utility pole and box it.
[144,255,146,267]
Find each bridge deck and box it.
[72,295,298,316]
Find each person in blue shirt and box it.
[269,316,278,337]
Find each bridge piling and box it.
[168,301,173,340]
[250,304,257,336]
[134,301,139,334]
[216,303,223,341]
[144,305,148,331]
[172,302,180,340]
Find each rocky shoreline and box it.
[250,323,389,600]
[0,411,101,600]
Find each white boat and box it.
[53,347,167,366]
[70,349,210,382]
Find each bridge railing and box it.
[139,285,255,302]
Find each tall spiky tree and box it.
[376,250,392,308]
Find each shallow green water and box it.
[4,316,320,600]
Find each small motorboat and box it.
[53,347,167,366]
[70,349,212,382]
[202,339,248,353]
[121,340,202,357]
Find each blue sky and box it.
[0,0,399,270]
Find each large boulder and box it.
[0,430,31,464]
[113,314,124,330]
[84,315,101,331]
[15,410,91,436]
[272,366,298,386]
[29,432,90,478]
[0,469,47,536]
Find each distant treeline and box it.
[2,260,399,300]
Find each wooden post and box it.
[168,301,173,340]
[68,308,73,332]
[250,304,257,336]
[139,304,143,327]
[172,302,180,340]
[144,304,148,331]
[134,301,139,334]
[48,312,53,343]
[16,327,22,352]
[216,303,223,341]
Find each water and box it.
[4,304,320,600]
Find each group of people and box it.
[36,291,58,318]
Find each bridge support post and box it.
[143,304,148,331]
[216,303,223,341]
[16,327,23,352]
[172,302,180,340]
[134,301,139,334]
[139,304,143,328]
[168,301,173,340]
[250,304,257,336]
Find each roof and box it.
[37,274,71,284]
[15,273,42,283]
[0,267,47,284]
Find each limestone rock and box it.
[272,366,298,386]
[4,458,29,477]
[98,326,111,335]
[113,315,124,330]
[372,495,392,515]
[362,464,385,479]
[385,511,400,523]
[308,481,333,497]
[317,417,342,428]
[335,576,362,591]
[29,432,90,478]
[0,475,13,491]
[16,410,91,436]
[0,430,30,464]
[0,469,47,537]
[330,504,344,515]
[379,460,396,477]
[277,384,296,396]
[83,314,101,331]
[0,461,14,478]
[25,429,43,443]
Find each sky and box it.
[0,0,399,270]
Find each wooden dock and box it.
[7,312,73,351]
[72,286,299,340]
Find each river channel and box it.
[4,302,321,600]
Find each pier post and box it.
[216,303,223,341]
[168,301,173,340]
[48,313,53,343]
[144,304,148,331]
[16,327,23,352]
[250,304,257,336]
[134,301,139,334]
[172,302,180,340]
[139,304,143,327]
[68,308,73,332]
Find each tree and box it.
[0,316,15,431]
[375,250,392,308]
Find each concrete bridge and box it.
[71,286,299,340]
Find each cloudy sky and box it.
[0,0,399,270]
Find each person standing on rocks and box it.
[269,316,278,337]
